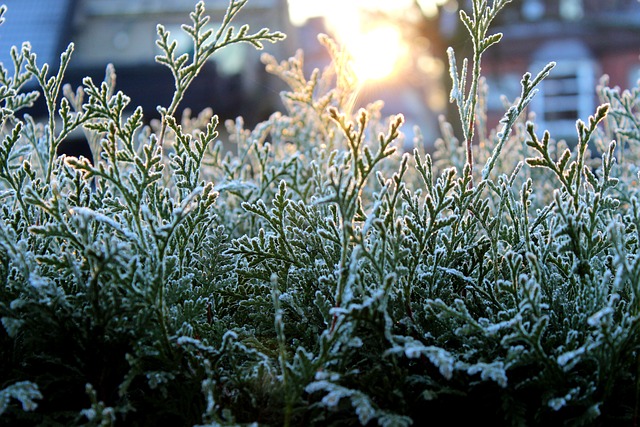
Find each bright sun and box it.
[340,25,407,83]
[288,0,421,83]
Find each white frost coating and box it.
[467,362,508,387]
[321,390,343,407]
[80,408,97,420]
[1,316,24,337]
[352,394,375,425]
[587,307,614,327]
[390,340,454,380]
[69,207,138,241]
[557,347,586,367]
[0,381,42,415]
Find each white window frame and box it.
[629,66,640,90]
[531,58,595,139]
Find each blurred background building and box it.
[0,0,295,135]
[479,0,640,141]
[0,0,639,154]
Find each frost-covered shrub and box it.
[1,0,640,426]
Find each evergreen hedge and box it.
[2,0,640,425]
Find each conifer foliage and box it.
[1,0,640,425]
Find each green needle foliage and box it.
[1,0,640,425]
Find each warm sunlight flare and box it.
[294,2,409,83]
[288,0,449,83]
[340,24,408,83]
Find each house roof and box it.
[0,0,74,72]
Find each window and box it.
[629,66,640,89]
[560,0,584,21]
[158,23,247,76]
[531,41,595,139]
[522,0,545,21]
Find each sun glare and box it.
[345,26,407,83]
[303,1,411,84]
[287,0,451,82]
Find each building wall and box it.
[478,0,640,140]
[0,0,75,70]
[600,51,640,90]
[63,0,296,126]
[71,0,294,68]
